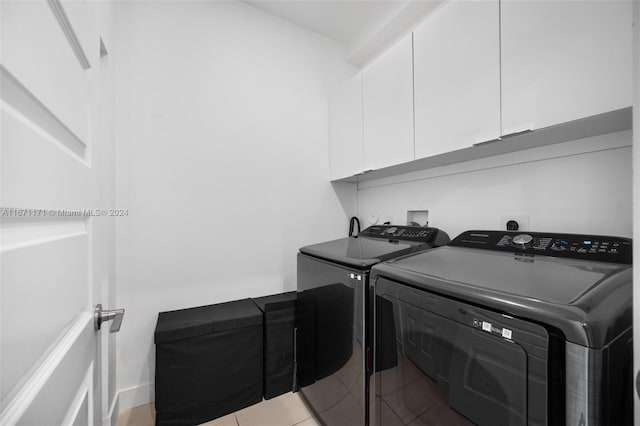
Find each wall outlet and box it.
[499,214,530,231]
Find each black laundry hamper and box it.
[252,292,297,400]
[154,298,263,425]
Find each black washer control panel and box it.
[451,230,632,265]
[359,225,437,243]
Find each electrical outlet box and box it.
[407,210,429,227]
[499,214,530,231]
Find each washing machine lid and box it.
[380,246,628,304]
[299,225,448,269]
[372,230,633,347]
[300,236,421,269]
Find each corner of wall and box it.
[107,382,154,424]
[330,181,359,219]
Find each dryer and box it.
[370,230,632,425]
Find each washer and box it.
[295,225,450,426]
[370,230,632,426]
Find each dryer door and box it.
[373,277,553,426]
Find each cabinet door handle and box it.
[501,129,532,139]
[473,137,502,147]
[352,169,375,176]
[473,129,532,147]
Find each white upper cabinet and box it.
[414,0,501,159]
[501,0,632,135]
[329,74,364,180]
[328,0,633,182]
[362,34,414,171]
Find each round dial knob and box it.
[386,227,398,235]
[512,234,533,246]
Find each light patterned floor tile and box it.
[236,392,313,426]
[115,403,155,426]
[117,393,324,426]
[293,417,323,426]
[199,412,239,426]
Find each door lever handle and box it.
[94,304,125,333]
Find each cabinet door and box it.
[329,74,363,180]
[362,34,414,171]
[414,0,500,159]
[501,0,632,135]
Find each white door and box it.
[0,1,117,425]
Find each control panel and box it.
[450,230,632,265]
[359,225,436,242]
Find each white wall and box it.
[113,1,357,409]
[357,131,633,239]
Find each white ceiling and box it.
[244,1,412,48]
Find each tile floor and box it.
[120,344,366,426]
[115,351,471,426]
[115,392,322,426]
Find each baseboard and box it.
[107,382,155,423]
